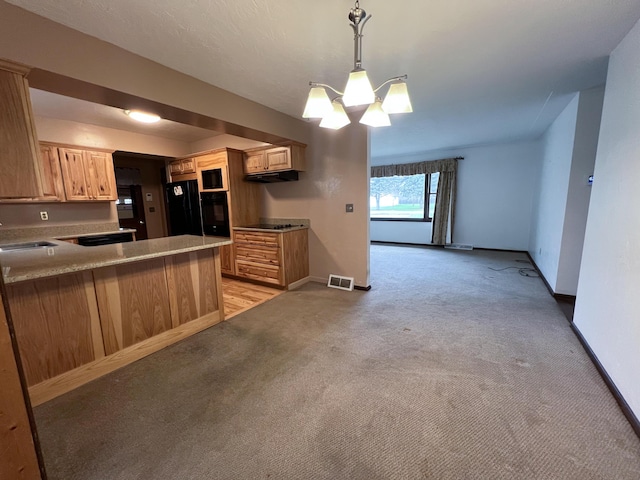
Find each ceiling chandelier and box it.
[302,1,412,129]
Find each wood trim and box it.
[34,141,115,153]
[93,266,124,354]
[83,271,105,360]
[213,250,226,321]
[0,281,43,479]
[287,276,310,291]
[0,58,31,75]
[28,311,222,406]
[354,285,372,291]
[571,323,640,439]
[164,255,181,329]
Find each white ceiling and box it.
[9,0,640,158]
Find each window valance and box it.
[371,158,459,177]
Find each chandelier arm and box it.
[309,82,344,96]
[373,75,409,93]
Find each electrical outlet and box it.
[40,211,49,221]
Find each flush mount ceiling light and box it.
[302,1,412,129]
[124,109,161,124]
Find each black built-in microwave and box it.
[200,191,230,237]
[201,167,225,190]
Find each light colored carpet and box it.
[34,245,640,479]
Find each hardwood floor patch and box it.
[222,278,282,319]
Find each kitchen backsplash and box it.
[0,222,123,243]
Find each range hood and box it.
[244,170,299,183]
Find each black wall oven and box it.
[200,191,230,237]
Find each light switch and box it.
[346,204,354,213]
[145,193,153,201]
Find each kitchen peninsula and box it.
[0,235,231,405]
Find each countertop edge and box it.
[2,237,232,284]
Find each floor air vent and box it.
[327,274,354,291]
[444,244,474,250]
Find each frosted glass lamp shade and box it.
[342,69,375,107]
[359,99,391,127]
[381,82,413,114]
[319,100,351,130]
[302,87,333,118]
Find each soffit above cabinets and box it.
[29,89,220,143]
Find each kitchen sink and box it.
[0,241,57,252]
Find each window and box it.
[370,172,439,221]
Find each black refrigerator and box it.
[165,180,203,236]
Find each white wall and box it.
[528,86,604,295]
[528,95,579,289]
[555,86,605,294]
[371,140,540,250]
[371,221,432,245]
[262,121,370,287]
[574,18,640,419]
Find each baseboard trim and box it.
[371,241,443,249]
[526,252,555,296]
[571,323,640,439]
[554,293,577,302]
[287,276,310,291]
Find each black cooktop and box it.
[243,224,298,230]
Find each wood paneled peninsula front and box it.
[0,235,231,406]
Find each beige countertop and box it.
[0,235,232,284]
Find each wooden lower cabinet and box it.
[219,244,235,275]
[165,250,221,326]
[5,248,224,405]
[233,229,309,287]
[0,287,43,480]
[6,271,104,386]
[93,258,173,355]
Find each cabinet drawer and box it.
[234,231,280,247]
[236,260,281,285]
[235,245,280,266]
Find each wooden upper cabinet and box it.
[39,144,65,201]
[0,61,45,200]
[59,147,116,201]
[242,143,306,174]
[84,151,117,200]
[59,148,90,200]
[265,147,292,171]
[243,151,267,174]
[169,158,196,178]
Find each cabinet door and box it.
[219,244,235,275]
[59,148,91,200]
[39,144,65,201]
[243,151,266,174]
[181,158,196,174]
[265,147,292,171]
[169,160,183,175]
[0,67,43,199]
[84,151,116,200]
